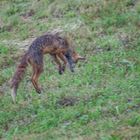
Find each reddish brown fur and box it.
[11,32,85,103]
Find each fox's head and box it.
[72,51,85,63]
[64,49,85,73]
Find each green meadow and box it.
[0,0,140,139]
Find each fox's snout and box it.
[73,53,86,63]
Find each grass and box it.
[0,0,140,139]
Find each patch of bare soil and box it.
[20,9,35,23]
[20,9,35,18]
[56,96,79,107]
[1,37,35,50]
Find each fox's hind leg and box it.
[31,63,43,93]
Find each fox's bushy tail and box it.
[11,52,29,103]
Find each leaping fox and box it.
[11,32,85,103]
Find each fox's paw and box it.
[70,66,75,73]
[62,65,65,72]
[58,65,65,75]
[36,88,42,94]
[59,69,63,75]
[71,69,74,73]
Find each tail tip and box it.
[11,88,17,104]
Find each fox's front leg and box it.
[51,54,63,74]
[57,53,67,72]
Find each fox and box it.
[11,32,85,103]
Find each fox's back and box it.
[29,33,69,53]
